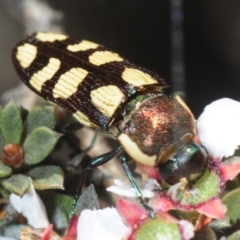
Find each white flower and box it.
[178,220,195,240]
[106,178,159,198]
[9,178,49,228]
[197,98,240,159]
[77,207,130,240]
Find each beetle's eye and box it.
[158,142,208,185]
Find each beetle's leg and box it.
[71,145,123,215]
[120,155,155,219]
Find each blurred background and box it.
[0,0,240,118]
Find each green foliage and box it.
[177,170,220,205]
[23,127,59,165]
[222,189,240,224]
[40,192,73,223]
[1,174,31,197]
[28,166,64,190]
[0,100,62,196]
[1,100,23,144]
[132,216,181,240]
[0,161,11,178]
[24,106,55,136]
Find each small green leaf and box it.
[2,100,23,144]
[39,192,73,222]
[23,126,60,165]
[208,217,231,236]
[0,106,3,128]
[0,131,6,156]
[177,170,220,205]
[1,174,31,197]
[227,230,240,240]
[0,184,10,198]
[24,106,55,136]
[28,165,64,190]
[222,189,240,224]
[132,214,181,240]
[0,161,12,178]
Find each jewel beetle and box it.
[12,32,208,216]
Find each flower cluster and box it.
[5,98,240,239]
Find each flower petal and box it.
[178,220,195,240]
[106,179,158,198]
[10,178,49,228]
[117,199,147,227]
[150,196,176,212]
[63,214,78,239]
[197,98,240,159]
[77,208,130,240]
[196,198,227,219]
[220,156,240,181]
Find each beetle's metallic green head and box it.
[158,142,208,185]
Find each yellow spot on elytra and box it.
[67,40,99,52]
[35,32,67,42]
[89,51,123,66]
[118,133,157,166]
[90,85,125,117]
[29,58,60,92]
[122,68,158,86]
[16,43,37,68]
[53,68,88,99]
[73,111,98,128]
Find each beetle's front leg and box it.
[71,146,123,216]
[120,155,154,219]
